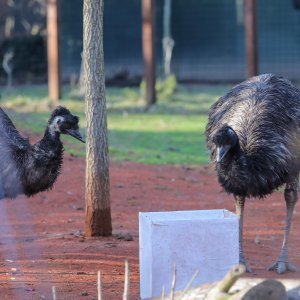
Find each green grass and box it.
[108,114,208,164]
[0,84,229,165]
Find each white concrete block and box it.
[139,209,239,299]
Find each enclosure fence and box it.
[1,0,300,84]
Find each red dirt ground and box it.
[0,155,300,299]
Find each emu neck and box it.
[220,141,240,163]
[218,147,242,171]
[216,146,250,196]
[22,125,64,197]
[39,126,62,149]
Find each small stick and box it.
[170,264,177,300]
[98,271,102,300]
[161,285,165,300]
[52,286,57,300]
[183,269,200,293]
[123,259,130,300]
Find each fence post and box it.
[47,0,61,104]
[142,0,156,110]
[244,0,258,78]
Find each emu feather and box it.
[0,106,84,199]
[206,74,300,274]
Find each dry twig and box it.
[98,270,102,300]
[123,259,130,300]
[52,286,57,300]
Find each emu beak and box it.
[216,145,231,162]
[66,129,85,143]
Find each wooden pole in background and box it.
[244,0,258,78]
[142,0,156,110]
[47,0,61,104]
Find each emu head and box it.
[212,125,238,162]
[49,106,85,143]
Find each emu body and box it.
[206,74,300,273]
[0,106,84,199]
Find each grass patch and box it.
[108,114,208,164]
[0,84,229,164]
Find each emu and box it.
[206,74,300,274]
[0,106,84,199]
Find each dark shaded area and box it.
[0,35,47,84]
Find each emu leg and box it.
[235,196,252,272]
[268,177,298,274]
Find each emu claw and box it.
[267,261,297,274]
[240,257,252,273]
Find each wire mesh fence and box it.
[0,0,300,84]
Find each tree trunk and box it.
[142,0,156,110]
[47,0,61,104]
[83,0,112,237]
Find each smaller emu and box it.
[206,74,300,274]
[0,106,84,199]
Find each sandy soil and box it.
[0,155,299,299]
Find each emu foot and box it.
[240,256,252,273]
[267,260,297,274]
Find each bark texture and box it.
[83,0,112,236]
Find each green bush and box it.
[140,74,177,101]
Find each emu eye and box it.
[64,123,72,130]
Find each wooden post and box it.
[47,0,61,104]
[244,0,258,78]
[142,0,156,110]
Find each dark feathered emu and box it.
[0,106,84,199]
[206,74,300,274]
